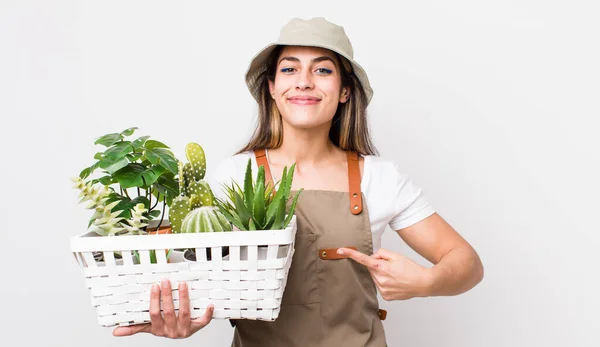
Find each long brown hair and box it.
[237,45,378,156]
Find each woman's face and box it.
[269,46,349,130]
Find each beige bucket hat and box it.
[244,17,374,105]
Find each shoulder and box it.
[362,154,407,185]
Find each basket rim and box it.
[70,215,297,253]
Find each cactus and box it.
[168,142,232,233]
[181,206,232,233]
[169,161,192,233]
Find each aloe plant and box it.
[214,158,302,231]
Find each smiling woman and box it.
[112,17,484,346]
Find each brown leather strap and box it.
[254,149,275,194]
[347,151,363,215]
[319,247,357,260]
[378,309,387,320]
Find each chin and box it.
[283,116,330,130]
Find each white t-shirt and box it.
[205,151,436,251]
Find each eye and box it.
[316,68,333,75]
[280,67,295,73]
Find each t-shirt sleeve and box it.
[387,162,436,230]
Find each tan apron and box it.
[230,149,387,346]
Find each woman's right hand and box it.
[113,279,214,338]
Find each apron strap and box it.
[253,149,363,214]
[346,151,363,215]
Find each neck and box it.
[268,121,337,169]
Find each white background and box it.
[1,1,598,346]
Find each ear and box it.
[340,86,350,103]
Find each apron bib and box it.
[231,149,387,346]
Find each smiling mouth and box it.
[287,96,322,105]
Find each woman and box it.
[114,17,484,345]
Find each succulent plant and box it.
[215,158,302,231]
[71,177,148,236]
[168,142,232,233]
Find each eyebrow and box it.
[278,56,337,66]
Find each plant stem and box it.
[151,193,160,210]
[137,187,141,196]
[158,200,166,227]
[123,188,131,199]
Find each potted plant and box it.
[213,158,303,260]
[167,142,232,261]
[71,127,180,263]
[215,158,302,232]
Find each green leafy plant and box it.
[72,127,180,236]
[214,158,302,231]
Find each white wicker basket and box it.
[70,216,297,327]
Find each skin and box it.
[113,45,484,338]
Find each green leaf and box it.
[233,191,252,230]
[94,152,104,160]
[145,148,178,175]
[105,157,129,175]
[127,152,143,162]
[94,133,122,147]
[149,210,161,218]
[140,165,167,187]
[271,195,286,230]
[104,141,133,160]
[112,163,146,188]
[98,175,115,185]
[243,159,254,212]
[248,218,256,230]
[144,139,170,150]
[283,188,303,228]
[132,136,150,150]
[154,174,179,202]
[253,178,266,228]
[107,195,133,220]
[120,127,138,137]
[79,167,92,180]
[131,196,151,210]
[282,163,296,200]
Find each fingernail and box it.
[208,304,214,310]
[162,279,169,288]
[179,281,187,290]
[151,283,159,292]
[337,249,344,255]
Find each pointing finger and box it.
[337,247,381,271]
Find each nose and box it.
[295,69,314,90]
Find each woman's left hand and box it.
[337,247,431,301]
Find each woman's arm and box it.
[339,212,483,300]
[395,212,484,296]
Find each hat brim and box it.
[245,42,373,105]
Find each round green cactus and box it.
[180,206,232,233]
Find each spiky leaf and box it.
[243,159,254,213]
